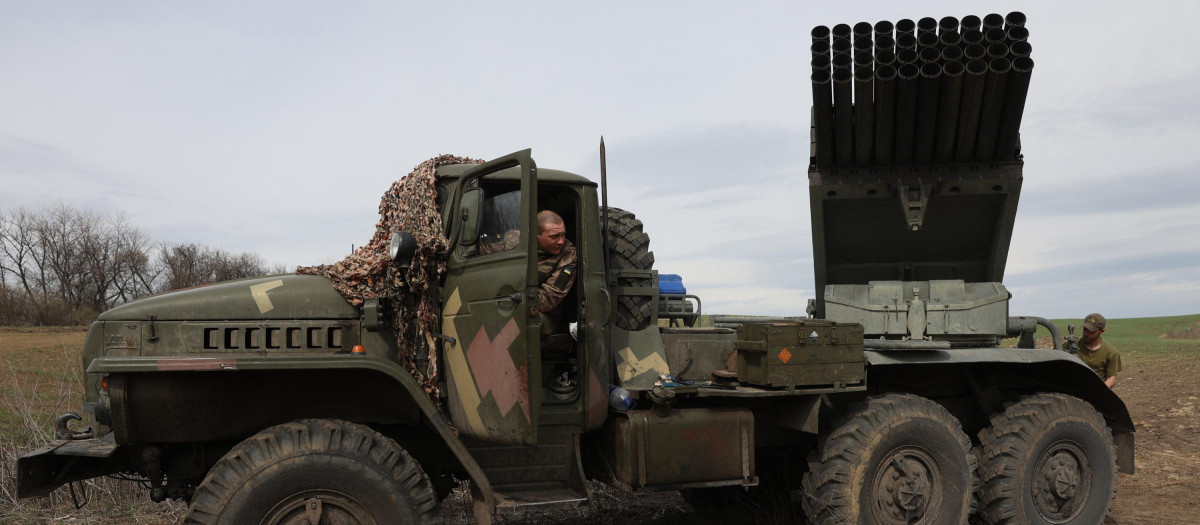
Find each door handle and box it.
[495,293,523,306]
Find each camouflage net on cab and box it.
[297,154,484,408]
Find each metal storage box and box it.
[824,280,1009,339]
[735,320,865,388]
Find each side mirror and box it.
[388,232,417,268]
[459,187,483,246]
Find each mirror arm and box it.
[440,208,468,256]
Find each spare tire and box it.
[603,207,655,331]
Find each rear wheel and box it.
[603,207,655,331]
[184,419,439,525]
[976,393,1117,525]
[802,393,976,525]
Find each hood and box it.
[99,275,360,321]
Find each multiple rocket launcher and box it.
[811,12,1034,169]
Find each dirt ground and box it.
[2,328,1197,524]
[1103,348,1200,524]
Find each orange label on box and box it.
[778,347,792,364]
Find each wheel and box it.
[976,393,1117,525]
[802,394,976,525]
[183,419,440,525]
[603,207,655,331]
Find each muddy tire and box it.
[183,419,439,525]
[976,393,1117,525]
[802,393,976,525]
[603,207,655,331]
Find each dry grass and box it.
[0,327,185,524]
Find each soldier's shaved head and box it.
[537,210,564,233]
[536,210,566,254]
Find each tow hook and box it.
[55,413,94,440]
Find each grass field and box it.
[2,315,1197,524]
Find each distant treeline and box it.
[0,204,287,326]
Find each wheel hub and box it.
[874,448,940,524]
[1032,441,1091,522]
[264,489,375,525]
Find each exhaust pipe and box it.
[994,56,1034,161]
[854,66,875,166]
[954,59,989,162]
[874,64,898,165]
[894,63,920,164]
[975,57,1012,161]
[935,60,965,162]
[812,69,836,167]
[914,61,942,163]
[833,68,854,165]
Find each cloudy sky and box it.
[3,1,1198,320]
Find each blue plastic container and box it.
[658,274,686,295]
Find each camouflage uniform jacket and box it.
[537,239,577,334]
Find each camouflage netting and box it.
[297,154,484,409]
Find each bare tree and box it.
[1,205,286,325]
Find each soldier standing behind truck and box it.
[1078,312,1122,388]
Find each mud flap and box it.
[17,435,122,499]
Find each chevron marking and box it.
[616,346,670,382]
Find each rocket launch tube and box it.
[914,61,943,163]
[975,57,1012,161]
[994,56,1034,161]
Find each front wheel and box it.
[184,419,440,525]
[802,393,976,525]
[976,393,1117,525]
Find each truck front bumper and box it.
[17,433,122,499]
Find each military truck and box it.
[19,12,1132,525]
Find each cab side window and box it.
[467,185,521,257]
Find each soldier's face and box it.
[1082,327,1103,343]
[537,223,566,254]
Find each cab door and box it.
[440,150,541,445]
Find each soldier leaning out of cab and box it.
[477,210,577,337]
